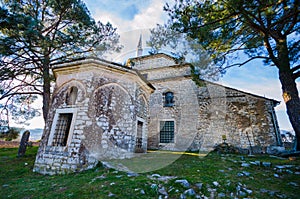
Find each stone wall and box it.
[193,83,279,151]
[138,57,280,152]
[131,54,176,71]
[140,65,191,81]
[34,59,153,175]
[147,77,200,151]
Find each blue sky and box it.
[11,0,298,131]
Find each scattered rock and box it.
[175,179,190,188]
[275,165,286,169]
[218,170,225,173]
[262,162,272,168]
[147,175,177,182]
[260,188,269,193]
[207,188,217,198]
[207,188,217,193]
[158,187,168,196]
[140,189,145,195]
[89,175,106,184]
[239,191,247,197]
[274,173,280,178]
[127,172,138,177]
[268,190,277,197]
[151,173,161,178]
[2,184,9,188]
[212,181,219,187]
[266,146,285,155]
[150,183,158,190]
[168,186,175,193]
[242,171,251,176]
[195,183,203,190]
[276,193,287,198]
[243,188,253,194]
[288,182,299,187]
[184,188,196,196]
[218,193,226,198]
[241,163,250,167]
[285,169,293,174]
[250,161,261,166]
[108,192,115,197]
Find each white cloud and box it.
[87,0,169,62]
[90,0,167,32]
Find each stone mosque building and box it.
[33,38,282,174]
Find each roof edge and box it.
[196,78,281,105]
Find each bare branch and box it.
[263,36,279,66]
[291,64,300,73]
[224,56,269,68]
[293,71,300,80]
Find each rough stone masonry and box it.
[33,54,281,175]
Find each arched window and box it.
[66,86,78,105]
[164,91,174,107]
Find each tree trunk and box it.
[276,38,300,150]
[279,70,300,150]
[42,56,51,122]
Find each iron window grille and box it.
[52,113,73,146]
[160,121,174,143]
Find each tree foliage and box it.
[0,0,122,124]
[149,0,300,150]
[0,127,20,141]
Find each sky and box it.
[10,0,298,131]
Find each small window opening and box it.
[52,113,73,146]
[66,86,78,105]
[164,92,174,107]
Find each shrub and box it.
[0,127,20,141]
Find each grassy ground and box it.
[0,147,299,198]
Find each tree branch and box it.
[293,71,300,80]
[263,36,279,66]
[291,64,300,73]
[224,56,269,68]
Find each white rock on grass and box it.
[184,188,196,196]
[213,181,219,187]
[175,179,190,188]
[158,187,168,196]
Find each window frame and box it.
[163,91,174,107]
[159,120,175,144]
[47,108,78,148]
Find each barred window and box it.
[160,121,174,143]
[52,113,73,146]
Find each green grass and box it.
[0,147,300,198]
